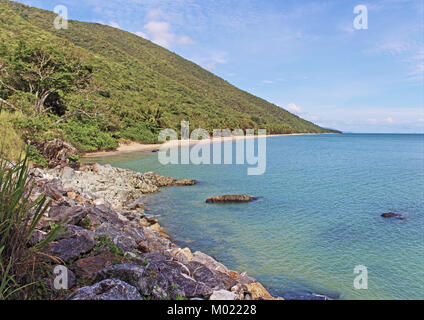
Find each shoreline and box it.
[84,133,336,158]
[32,163,287,300]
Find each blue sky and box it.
[17,0,424,133]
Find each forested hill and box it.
[0,0,338,158]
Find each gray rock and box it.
[95,223,143,252]
[68,279,142,300]
[96,264,148,294]
[47,228,94,262]
[206,195,257,203]
[210,290,236,300]
[61,167,74,181]
[29,229,47,246]
[97,257,213,300]
[88,205,124,226]
[49,205,88,225]
[57,225,93,240]
[187,261,224,290]
[238,272,257,285]
[192,251,228,274]
[139,227,173,254]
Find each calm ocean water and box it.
[90,134,424,300]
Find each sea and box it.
[88,133,424,300]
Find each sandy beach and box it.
[83,133,320,158]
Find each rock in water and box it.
[381,212,406,220]
[206,195,257,203]
[245,282,284,300]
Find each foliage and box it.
[61,120,118,152]
[27,145,47,167]
[0,147,62,300]
[0,39,92,116]
[94,236,124,257]
[0,111,25,160]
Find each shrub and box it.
[0,111,25,160]
[0,148,62,300]
[62,121,119,152]
[120,122,159,144]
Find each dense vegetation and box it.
[0,0,338,162]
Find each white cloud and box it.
[135,31,148,38]
[144,21,175,48]
[200,51,228,71]
[284,103,303,114]
[303,106,424,133]
[407,47,424,79]
[135,9,195,49]
[376,41,412,55]
[177,35,195,45]
[205,62,217,71]
[262,80,274,84]
[108,21,121,29]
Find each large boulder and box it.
[245,282,283,300]
[48,204,88,225]
[46,227,94,263]
[174,179,198,186]
[192,251,228,274]
[41,139,79,168]
[94,222,147,253]
[96,254,213,299]
[68,279,142,300]
[143,172,197,187]
[187,261,224,290]
[70,252,123,282]
[205,195,257,203]
[187,261,237,291]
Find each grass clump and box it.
[0,147,62,299]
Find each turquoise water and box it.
[90,134,424,300]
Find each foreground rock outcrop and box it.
[28,163,280,300]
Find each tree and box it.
[0,40,92,116]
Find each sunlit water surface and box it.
[88,134,424,299]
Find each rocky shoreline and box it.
[29,162,283,300]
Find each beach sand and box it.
[83,133,328,158]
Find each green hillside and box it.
[0,0,338,159]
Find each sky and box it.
[16,0,424,133]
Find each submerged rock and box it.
[381,212,406,220]
[245,282,284,300]
[205,195,257,203]
[175,179,198,186]
[68,279,142,300]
